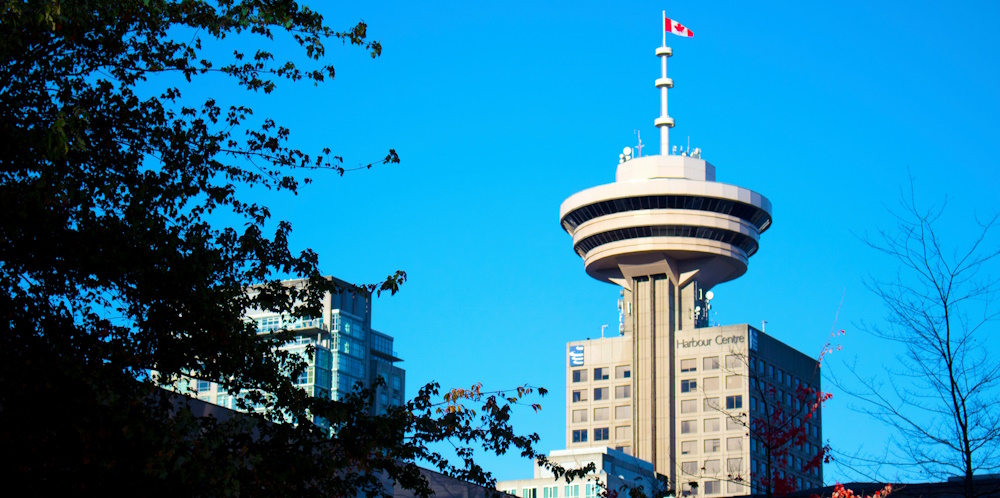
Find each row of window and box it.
[559,194,772,233]
[572,224,759,258]
[571,385,631,402]
[571,425,631,443]
[679,354,746,373]
[750,439,823,477]
[503,483,597,498]
[751,461,820,488]
[680,413,744,435]
[680,457,743,477]
[680,396,743,415]
[680,479,744,496]
[680,436,744,456]
[571,366,630,383]
[680,376,744,393]
[571,405,630,423]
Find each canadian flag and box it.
[665,17,694,38]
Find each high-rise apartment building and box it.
[179,277,405,416]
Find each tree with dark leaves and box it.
[0,1,572,495]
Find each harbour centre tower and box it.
[557,38,822,496]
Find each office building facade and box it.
[566,324,823,496]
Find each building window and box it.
[703,377,719,391]
[543,486,558,498]
[196,380,212,392]
[573,369,588,382]
[681,461,698,475]
[572,390,587,402]
[704,460,721,474]
[615,385,631,399]
[726,395,743,410]
[704,480,721,495]
[615,425,630,440]
[294,369,309,385]
[594,427,608,441]
[728,481,745,494]
[725,354,742,369]
[768,365,774,378]
[727,437,743,451]
[572,429,588,443]
[616,365,631,379]
[727,457,743,474]
[594,387,609,400]
[703,397,720,412]
[615,405,632,420]
[594,407,610,421]
[681,420,696,434]
[572,409,588,423]
[681,440,696,455]
[704,418,720,432]
[726,417,743,431]
[523,488,537,498]
[585,484,597,498]
[680,358,697,372]
[594,367,609,380]
[704,356,720,370]
[726,375,742,389]
[681,399,697,413]
[704,438,720,453]
[565,485,580,497]
[681,379,697,393]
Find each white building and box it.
[497,447,665,498]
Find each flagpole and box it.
[662,10,666,47]
[655,11,674,154]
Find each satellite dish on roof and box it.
[705,291,714,300]
[623,146,633,156]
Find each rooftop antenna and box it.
[619,146,633,164]
[635,130,644,158]
[601,324,609,338]
[762,320,767,333]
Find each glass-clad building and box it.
[179,277,405,417]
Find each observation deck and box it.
[560,153,771,290]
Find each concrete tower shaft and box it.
[558,43,772,477]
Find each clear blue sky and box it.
[215,0,1000,484]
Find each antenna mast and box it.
[654,11,674,155]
